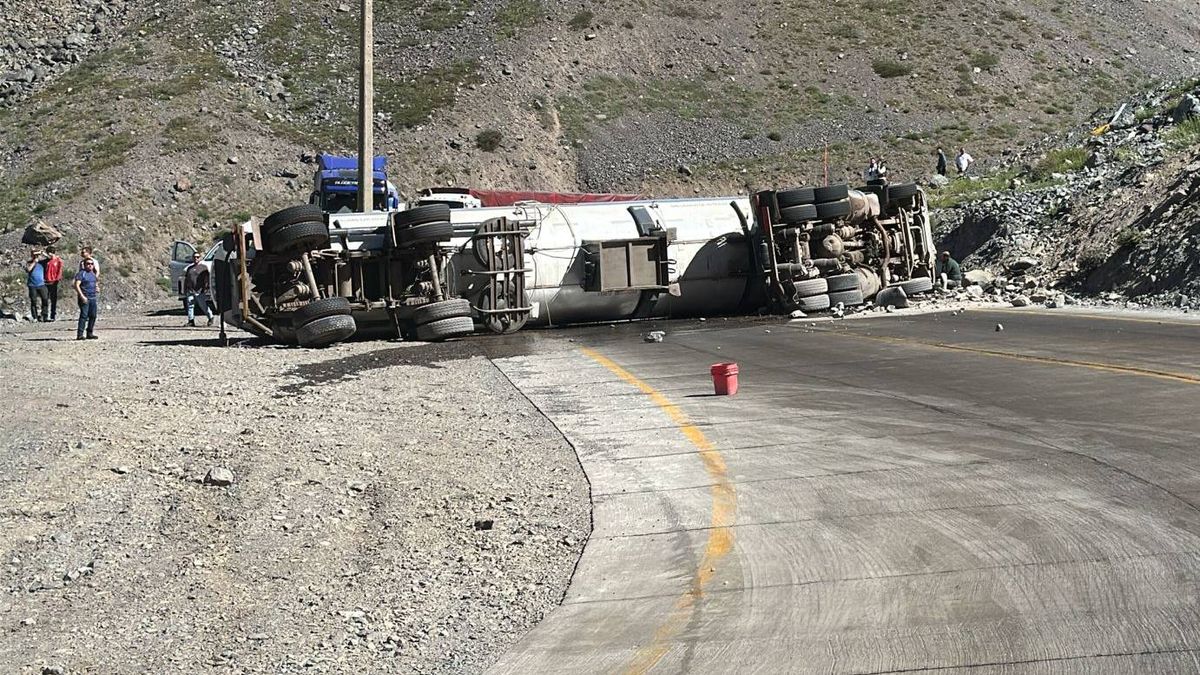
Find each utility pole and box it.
[357,0,374,213]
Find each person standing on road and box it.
[183,251,213,327]
[936,147,948,176]
[936,251,963,290]
[955,147,974,176]
[26,249,49,322]
[43,246,63,322]
[75,258,100,340]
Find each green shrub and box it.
[872,59,912,79]
[766,130,783,142]
[1166,116,1200,149]
[969,51,1000,72]
[476,129,503,152]
[1115,226,1143,248]
[1029,147,1088,182]
[568,9,594,29]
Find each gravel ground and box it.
[0,308,590,674]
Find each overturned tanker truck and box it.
[213,181,936,347]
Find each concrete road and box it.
[484,308,1200,674]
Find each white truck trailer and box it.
[212,181,936,347]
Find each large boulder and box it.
[1172,94,1199,124]
[964,269,996,288]
[21,221,62,247]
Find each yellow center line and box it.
[580,347,737,675]
[830,331,1200,385]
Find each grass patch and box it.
[872,59,913,79]
[1029,147,1087,181]
[969,51,1000,72]
[558,75,756,140]
[496,0,543,37]
[476,129,503,152]
[1165,117,1200,149]
[378,60,480,129]
[928,170,1018,209]
[567,9,594,30]
[162,116,220,154]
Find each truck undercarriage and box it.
[215,181,936,347]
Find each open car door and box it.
[168,240,197,296]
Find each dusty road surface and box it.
[484,308,1200,674]
[0,310,589,674]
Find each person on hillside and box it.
[955,147,974,176]
[865,158,880,182]
[936,251,963,290]
[936,147,948,176]
[183,251,213,327]
[876,157,889,183]
[74,258,100,340]
[43,246,63,322]
[79,247,101,276]
[26,249,49,322]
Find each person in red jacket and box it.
[43,246,64,321]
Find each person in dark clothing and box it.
[183,252,213,327]
[26,249,49,322]
[75,258,100,339]
[936,251,963,289]
[936,147,948,177]
[44,246,63,321]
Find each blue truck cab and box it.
[309,154,400,213]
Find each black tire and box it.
[776,187,815,208]
[797,294,831,311]
[815,199,852,220]
[793,278,828,297]
[829,289,865,306]
[814,184,849,203]
[779,204,818,224]
[395,204,451,228]
[415,316,474,341]
[296,314,356,348]
[413,299,472,325]
[896,276,934,295]
[265,205,325,234]
[268,220,330,254]
[825,273,861,293]
[397,221,454,247]
[888,183,920,202]
[294,297,352,325]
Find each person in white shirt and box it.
[956,148,974,176]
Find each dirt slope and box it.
[1,0,1200,304]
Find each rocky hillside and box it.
[935,79,1200,308]
[2,0,1200,304]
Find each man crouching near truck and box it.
[937,251,963,290]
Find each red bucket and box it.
[710,362,740,396]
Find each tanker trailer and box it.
[443,196,764,334]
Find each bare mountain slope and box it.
[1,0,1199,303]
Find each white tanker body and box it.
[444,196,762,329]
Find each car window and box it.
[204,242,223,261]
[171,241,196,263]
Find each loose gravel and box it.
[0,309,590,674]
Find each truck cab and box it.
[309,154,400,213]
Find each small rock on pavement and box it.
[789,310,807,319]
[643,331,665,343]
[996,323,1005,332]
[204,467,235,486]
